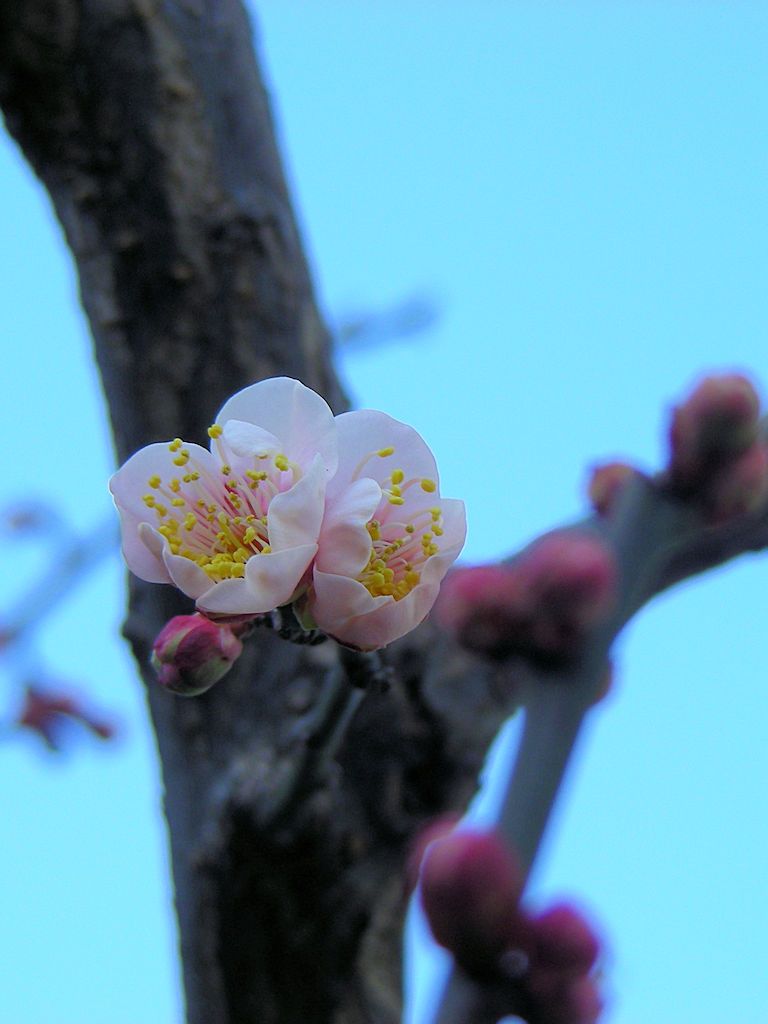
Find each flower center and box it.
[140,426,298,583]
[354,450,442,601]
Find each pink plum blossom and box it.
[305,410,466,650]
[109,377,336,617]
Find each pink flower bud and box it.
[532,902,601,975]
[587,462,637,516]
[435,564,523,658]
[405,814,461,894]
[436,535,616,667]
[667,374,762,493]
[701,441,768,522]
[151,613,244,696]
[419,830,528,974]
[520,534,617,630]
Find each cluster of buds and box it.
[151,613,246,696]
[16,685,116,751]
[435,532,616,668]
[419,829,603,1024]
[664,374,768,521]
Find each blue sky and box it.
[1,4,767,1022]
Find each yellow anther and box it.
[261,545,272,554]
[183,513,196,531]
[142,494,156,507]
[221,464,231,476]
[274,454,289,472]
[169,438,183,452]
[243,527,257,545]
[391,469,404,485]
[172,498,186,507]
[420,478,437,493]
[388,495,405,506]
[154,504,168,517]
[183,471,200,483]
[377,447,395,457]
[390,485,402,498]
[173,453,189,466]
[218,512,229,526]
[208,424,223,438]
[432,525,444,536]
[148,475,161,488]
[367,520,381,541]
[405,524,415,534]
[169,478,181,492]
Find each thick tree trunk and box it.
[0,5,508,1022]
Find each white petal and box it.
[268,455,327,551]
[221,420,281,459]
[198,543,318,615]
[163,547,216,600]
[117,519,171,585]
[310,570,384,631]
[315,477,381,576]
[330,410,439,497]
[109,441,219,585]
[215,377,338,477]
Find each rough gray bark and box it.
[0,4,510,1023]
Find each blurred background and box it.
[1,3,767,1021]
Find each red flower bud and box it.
[151,614,244,696]
[701,441,768,522]
[667,374,762,493]
[532,902,601,975]
[419,830,528,974]
[437,534,616,667]
[405,814,461,894]
[519,533,616,630]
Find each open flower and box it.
[109,377,336,617]
[306,410,466,650]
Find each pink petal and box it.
[310,571,385,630]
[316,477,382,576]
[120,519,171,585]
[331,410,439,495]
[268,455,326,551]
[198,543,318,616]
[311,570,440,651]
[162,547,216,600]
[221,420,281,459]
[215,377,338,477]
[109,442,219,584]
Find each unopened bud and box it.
[532,902,601,975]
[667,374,762,493]
[419,829,528,974]
[152,613,244,696]
[701,440,768,522]
[436,535,616,667]
[406,814,461,894]
[520,533,617,630]
[435,564,522,659]
[587,462,637,516]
